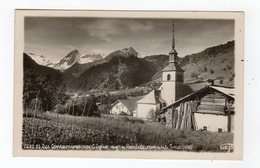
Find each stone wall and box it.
[165,108,174,128]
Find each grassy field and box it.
[22,112,233,152]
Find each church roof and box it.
[137,90,161,104]
[186,82,209,92]
[120,96,143,111]
[161,62,184,72]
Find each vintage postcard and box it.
[13,10,244,159]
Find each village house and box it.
[110,96,143,116]
[136,22,235,132]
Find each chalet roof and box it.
[114,96,143,111]
[137,90,161,104]
[161,85,235,111]
[187,82,209,92]
[161,62,184,72]
[210,86,235,98]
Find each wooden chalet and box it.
[159,85,235,132]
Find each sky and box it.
[24,17,234,62]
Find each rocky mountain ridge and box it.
[26,41,235,91]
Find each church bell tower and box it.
[160,21,184,105]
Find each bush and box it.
[121,117,144,124]
[227,65,232,70]
[54,104,67,114]
[146,109,157,122]
[23,98,43,117]
[203,66,208,72]
[98,104,111,114]
[119,111,128,116]
[23,65,69,112]
[210,69,215,74]
[59,95,99,117]
[190,72,199,79]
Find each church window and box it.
[167,74,171,81]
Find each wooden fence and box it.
[165,101,197,130]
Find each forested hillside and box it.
[23,53,68,111]
[147,41,235,87]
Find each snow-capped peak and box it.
[53,50,80,71]
[52,50,103,71]
[78,53,103,64]
[27,47,139,72]
[26,53,57,67]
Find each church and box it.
[136,22,189,119]
[136,22,235,132]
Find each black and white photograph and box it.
[13,10,244,159]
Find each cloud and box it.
[25,17,234,61]
[79,19,155,43]
[82,20,123,42]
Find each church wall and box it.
[137,103,158,119]
[161,82,176,105]
[176,71,184,82]
[161,70,184,105]
[162,71,176,82]
[175,83,187,100]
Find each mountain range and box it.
[25,40,235,91]
[28,50,103,72]
[53,50,104,71]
